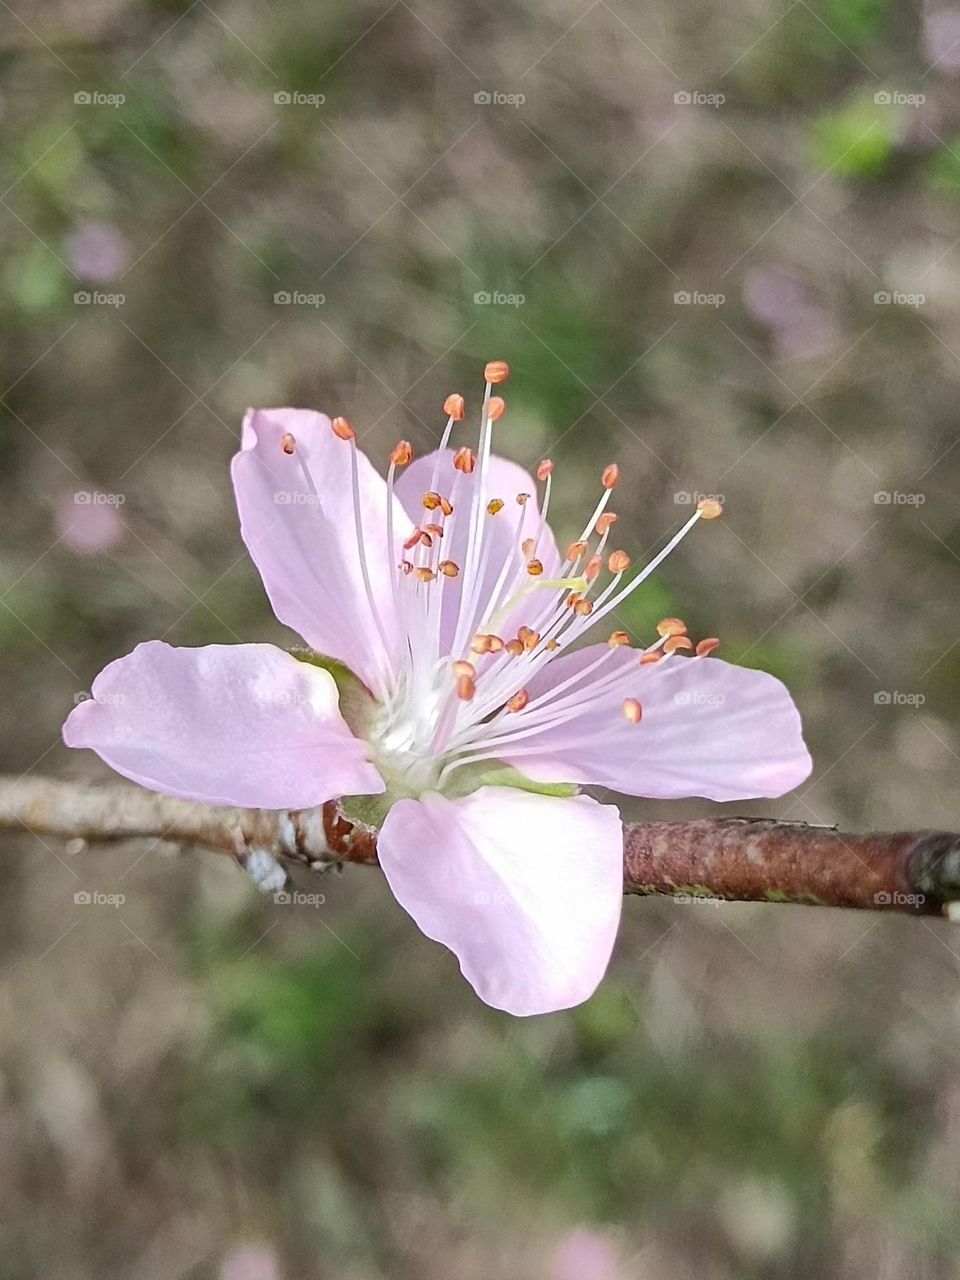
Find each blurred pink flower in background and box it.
[55,492,124,556]
[551,1228,621,1280]
[220,1245,280,1280]
[742,266,838,360]
[923,9,960,71]
[63,222,130,282]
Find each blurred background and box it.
[2,0,960,1275]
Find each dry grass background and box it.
[2,0,960,1276]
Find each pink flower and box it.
[63,365,811,1016]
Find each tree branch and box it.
[2,775,960,916]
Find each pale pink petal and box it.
[231,408,413,696]
[395,449,560,654]
[499,649,811,800]
[378,787,623,1016]
[63,641,384,808]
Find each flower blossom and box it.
[63,363,811,1016]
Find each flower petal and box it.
[394,449,561,655]
[63,641,385,808]
[498,649,811,800]
[231,408,413,697]
[378,787,623,1016]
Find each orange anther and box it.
[622,698,643,724]
[439,496,454,517]
[454,446,476,474]
[443,393,466,420]
[585,555,602,581]
[424,523,444,539]
[457,673,476,701]
[664,635,694,654]
[331,416,356,441]
[453,660,476,678]
[608,550,631,574]
[487,396,506,422]
[390,440,413,467]
[697,497,723,520]
[574,599,594,616]
[656,617,688,638]
[639,651,662,665]
[505,638,524,657]
[403,528,423,550]
[487,635,504,652]
[696,637,720,656]
[596,512,618,535]
[546,639,560,651]
[602,463,620,489]
[537,459,554,481]
[565,540,588,561]
[608,631,630,647]
[280,433,296,454]
[506,689,530,713]
[526,559,544,576]
[484,360,510,384]
[522,629,540,652]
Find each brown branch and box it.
[2,775,960,916]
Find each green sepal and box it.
[290,648,379,738]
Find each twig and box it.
[2,775,959,915]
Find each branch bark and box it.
[2,775,960,916]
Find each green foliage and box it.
[810,99,895,177]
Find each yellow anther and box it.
[487,498,504,515]
[416,567,436,583]
[439,559,460,577]
[422,491,441,510]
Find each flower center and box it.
[285,362,723,798]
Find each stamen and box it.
[281,433,296,454]
[585,555,602,582]
[609,631,630,647]
[657,617,688,638]
[506,689,530,713]
[526,559,544,576]
[696,637,720,656]
[640,651,662,665]
[596,512,617,535]
[608,550,631,574]
[400,559,414,575]
[454,447,475,474]
[416,567,436,583]
[574,599,593,616]
[602,463,620,489]
[537,459,554,481]
[622,698,643,724]
[453,660,475,678]
[697,498,723,520]
[505,639,524,657]
[566,540,588,561]
[439,559,460,577]
[439,496,454,517]
[484,361,510,384]
[422,492,441,510]
[332,416,356,441]
[443,393,466,420]
[424,523,444,539]
[487,396,506,422]
[487,498,504,515]
[390,440,413,466]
